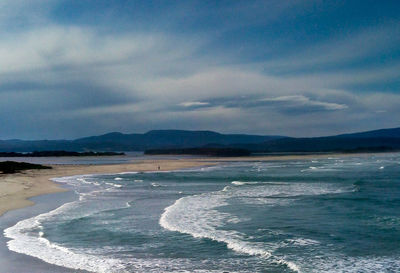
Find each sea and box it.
[3,153,400,273]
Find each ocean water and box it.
[4,153,400,273]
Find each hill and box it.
[1,127,399,154]
[0,130,283,152]
[335,127,400,138]
[232,127,400,153]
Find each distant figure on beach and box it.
[158,165,160,170]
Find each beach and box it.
[0,157,215,273]
[0,153,377,217]
[1,152,399,273]
[0,158,213,217]
[0,153,368,217]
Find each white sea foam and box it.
[231,181,287,187]
[8,170,258,273]
[159,179,358,272]
[75,177,100,186]
[301,166,337,172]
[160,193,271,257]
[231,181,248,185]
[199,165,224,172]
[235,181,353,206]
[7,160,386,273]
[134,179,143,182]
[3,173,139,272]
[231,181,260,186]
[52,174,97,186]
[116,171,138,175]
[4,201,127,273]
[237,182,353,199]
[114,177,123,181]
[105,182,123,188]
[160,190,301,272]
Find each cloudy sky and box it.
[1,0,399,139]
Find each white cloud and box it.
[179,101,210,107]
[0,2,399,139]
[260,95,348,111]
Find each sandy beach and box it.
[0,153,375,217]
[0,159,213,217]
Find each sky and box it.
[1,0,400,139]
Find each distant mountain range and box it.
[0,127,399,153]
[230,127,400,153]
[0,130,282,152]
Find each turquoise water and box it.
[5,153,400,272]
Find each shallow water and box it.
[4,153,400,272]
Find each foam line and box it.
[4,202,126,273]
[159,191,300,272]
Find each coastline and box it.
[0,152,384,217]
[0,152,397,272]
[0,159,211,217]
[0,158,214,273]
[0,190,85,273]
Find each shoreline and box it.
[0,190,84,273]
[0,152,390,217]
[0,158,214,273]
[0,152,398,272]
[0,159,211,217]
